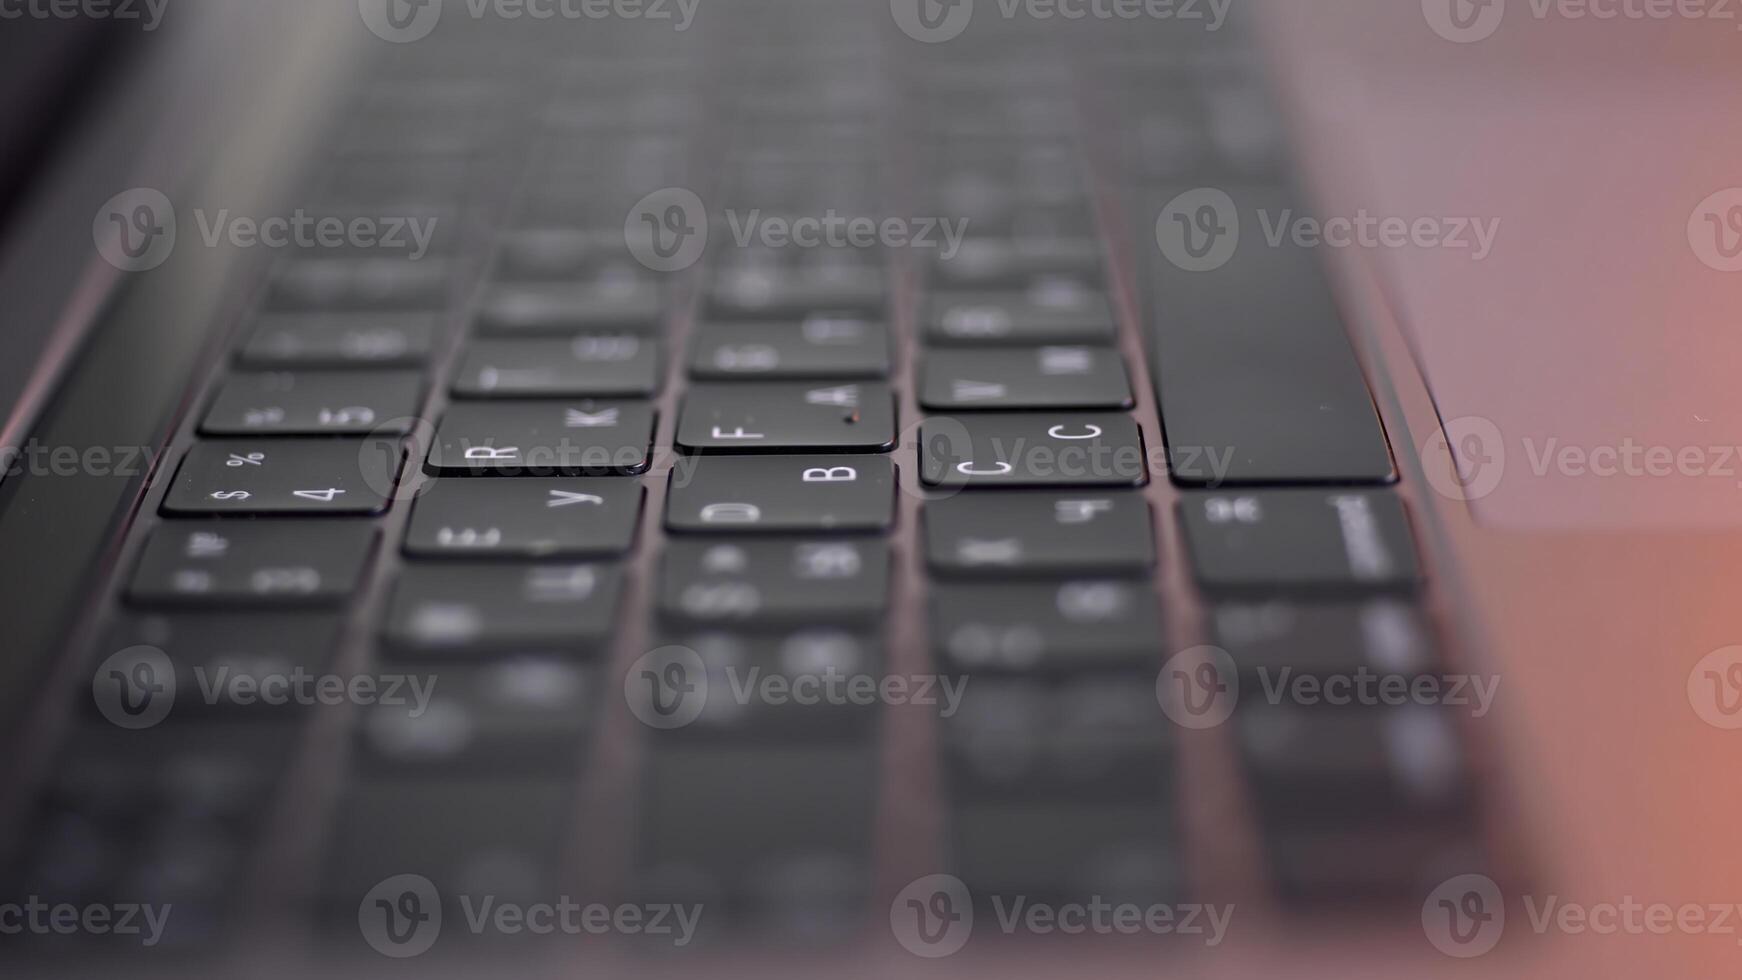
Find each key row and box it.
[126,487,1420,614]
[203,339,1136,436]
[89,603,1455,785]
[65,601,1456,921]
[96,592,1456,782]
[170,404,1183,517]
[255,262,1123,355]
[238,312,895,381]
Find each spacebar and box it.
[1148,186,1395,486]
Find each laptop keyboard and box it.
[8,0,1498,961]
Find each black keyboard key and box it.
[665,456,894,534]
[933,235,1103,289]
[644,632,882,741]
[200,371,426,435]
[1265,826,1483,902]
[709,265,886,319]
[427,400,655,476]
[924,492,1153,576]
[282,205,457,258]
[1148,186,1394,485]
[95,614,342,718]
[919,414,1148,488]
[918,346,1133,410]
[44,723,298,838]
[238,314,438,368]
[337,119,498,158]
[269,258,451,312]
[477,280,663,334]
[325,779,574,920]
[949,802,1179,906]
[404,478,644,558]
[162,440,400,515]
[944,676,1171,802]
[925,279,1116,346]
[933,173,1089,229]
[14,807,127,906]
[127,521,377,606]
[1211,600,1436,680]
[931,581,1161,674]
[676,382,895,454]
[1178,490,1422,592]
[23,725,292,944]
[358,658,596,773]
[19,832,236,947]
[382,563,623,656]
[688,316,890,380]
[451,335,661,398]
[660,539,890,626]
[321,157,472,204]
[494,228,624,281]
[635,744,874,939]
[1238,704,1470,824]
[543,91,697,133]
[112,828,249,945]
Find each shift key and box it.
[1179,489,1421,592]
[128,521,378,606]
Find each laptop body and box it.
[0,1,1733,976]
